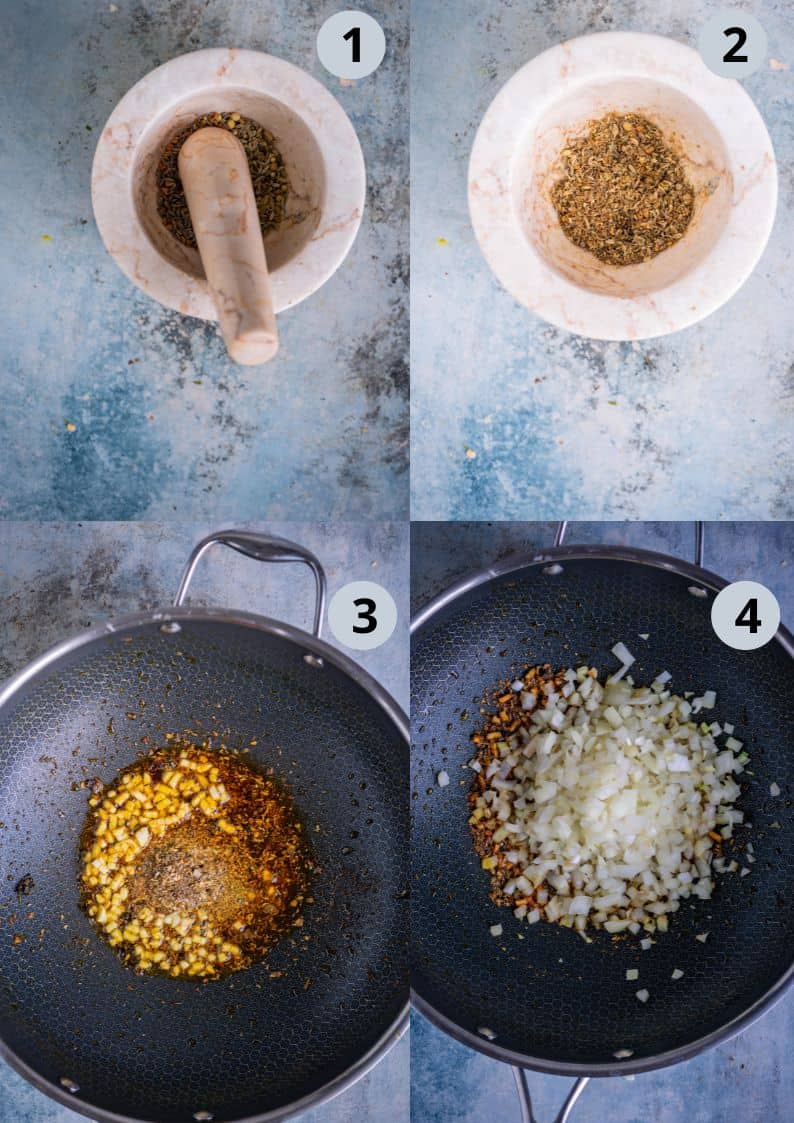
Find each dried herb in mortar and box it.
[550,112,695,267]
[156,112,289,249]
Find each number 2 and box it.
[343,25,361,63]
[353,596,377,634]
[735,597,761,634]
[722,26,749,63]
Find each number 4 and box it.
[344,26,361,63]
[735,597,762,634]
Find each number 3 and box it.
[343,26,361,63]
[722,26,749,62]
[353,596,377,634]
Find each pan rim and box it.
[411,542,794,658]
[1,604,411,737]
[0,605,410,1123]
[410,541,794,1075]
[410,977,793,1078]
[0,1019,409,1123]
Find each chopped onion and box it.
[608,642,636,684]
[613,1048,634,1059]
[470,658,746,938]
[437,770,450,788]
[671,968,684,980]
[695,932,709,943]
[692,691,716,713]
[635,989,649,1003]
[626,968,639,981]
[770,782,781,797]
[489,924,503,937]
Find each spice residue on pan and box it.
[467,650,749,939]
[550,112,695,266]
[80,742,311,978]
[156,112,290,248]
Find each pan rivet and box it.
[688,586,708,599]
[542,563,564,576]
[193,1113,214,1121]
[303,653,324,668]
[59,1077,80,1093]
[160,621,182,634]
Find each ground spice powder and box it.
[550,112,695,267]
[157,111,289,249]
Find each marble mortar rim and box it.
[91,47,366,319]
[468,31,778,341]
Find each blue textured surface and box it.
[410,0,794,521]
[0,0,408,521]
[410,519,793,1123]
[0,520,409,1123]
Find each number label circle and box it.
[711,580,781,651]
[316,10,386,80]
[328,580,397,650]
[698,10,768,78]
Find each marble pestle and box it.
[178,127,278,365]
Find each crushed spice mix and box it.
[550,112,695,266]
[156,112,289,249]
[80,742,311,979]
[468,664,566,908]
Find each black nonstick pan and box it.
[0,530,409,1123]
[411,523,793,1122]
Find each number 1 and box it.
[344,26,361,63]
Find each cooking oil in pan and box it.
[79,742,312,979]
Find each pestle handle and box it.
[178,127,278,365]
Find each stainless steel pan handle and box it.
[694,521,704,569]
[172,530,327,664]
[512,1070,589,1123]
[554,521,705,566]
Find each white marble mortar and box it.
[469,32,777,341]
[92,48,366,318]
